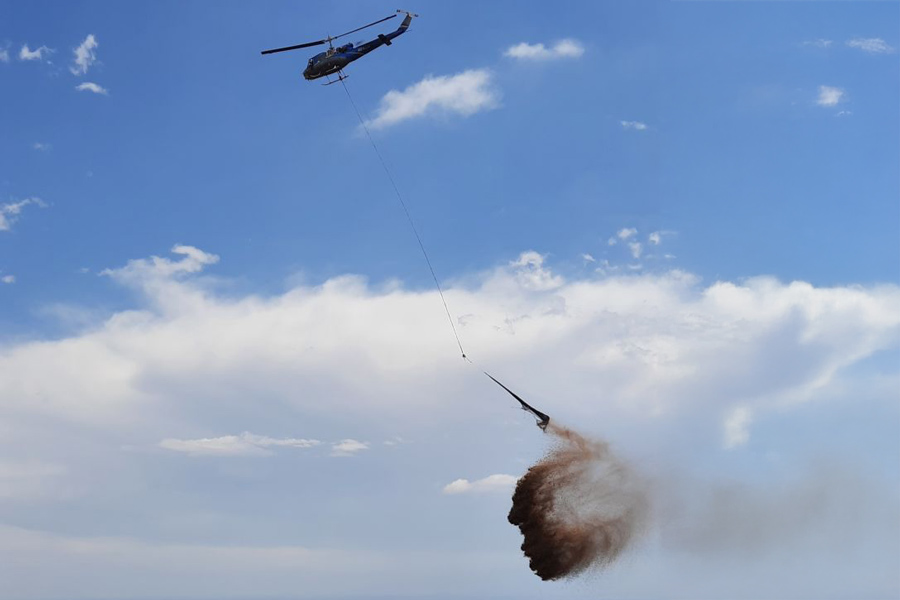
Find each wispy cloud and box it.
[0,198,46,232]
[628,241,643,259]
[103,244,219,279]
[443,474,518,494]
[816,85,844,107]
[71,34,99,75]
[0,48,9,63]
[365,69,499,129]
[648,232,661,245]
[19,44,52,61]
[32,142,51,152]
[1,275,14,284]
[382,436,409,447]
[76,82,108,95]
[801,39,833,49]
[621,120,648,131]
[846,38,895,54]
[504,39,584,61]
[160,432,321,457]
[331,439,369,457]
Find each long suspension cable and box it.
[340,77,467,360]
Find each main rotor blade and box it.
[330,14,397,41]
[261,39,326,55]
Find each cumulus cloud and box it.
[160,432,321,457]
[70,34,99,75]
[331,439,369,457]
[503,39,584,60]
[0,198,46,232]
[581,253,596,263]
[648,232,661,245]
[364,69,499,130]
[846,38,895,54]
[816,85,844,107]
[621,120,648,131]
[76,82,108,95]
[1,245,895,432]
[443,474,518,494]
[0,247,897,597]
[509,251,563,291]
[19,44,52,61]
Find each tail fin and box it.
[395,9,417,33]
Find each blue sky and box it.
[1,2,898,599]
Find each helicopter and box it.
[261,10,417,85]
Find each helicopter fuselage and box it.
[302,13,412,80]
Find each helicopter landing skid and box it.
[323,71,349,86]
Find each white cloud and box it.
[76,82,108,95]
[0,48,9,63]
[723,406,753,449]
[503,39,584,61]
[382,436,409,446]
[835,110,853,117]
[1,275,15,284]
[628,241,643,259]
[509,251,563,291]
[70,34,98,75]
[0,247,898,597]
[816,85,844,107]
[648,232,661,245]
[19,44,52,61]
[581,253,596,263]
[0,198,46,232]
[621,120,648,131]
[102,244,219,283]
[0,245,894,434]
[802,39,833,49]
[331,439,369,457]
[160,432,321,457]
[32,142,50,151]
[618,227,638,240]
[443,473,518,494]
[609,228,640,248]
[846,38,895,54]
[364,69,499,130]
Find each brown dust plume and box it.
[508,422,647,580]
